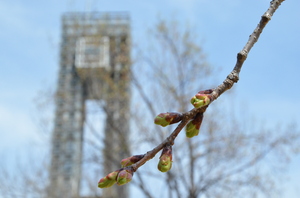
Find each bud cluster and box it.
[154,112,183,127]
[157,145,173,172]
[190,89,213,108]
[99,89,214,188]
[186,112,204,138]
[116,169,133,186]
[98,154,146,188]
[98,168,134,188]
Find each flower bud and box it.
[120,154,145,167]
[116,169,133,186]
[158,145,173,172]
[185,113,203,138]
[190,93,211,108]
[98,170,119,188]
[154,112,182,127]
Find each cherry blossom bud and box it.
[190,93,211,108]
[186,113,203,138]
[98,170,119,188]
[158,145,173,172]
[154,112,183,127]
[116,169,133,186]
[120,154,145,167]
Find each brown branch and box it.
[130,0,285,174]
[99,0,286,187]
[211,0,284,101]
[131,105,207,172]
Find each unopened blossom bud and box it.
[190,93,211,108]
[154,112,182,127]
[116,169,133,186]
[158,145,173,172]
[120,154,145,167]
[98,170,119,188]
[185,113,203,138]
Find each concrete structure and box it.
[48,12,130,198]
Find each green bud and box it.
[185,113,203,138]
[98,170,119,188]
[186,121,199,138]
[190,94,211,108]
[120,154,145,167]
[117,169,133,186]
[154,112,182,127]
[158,146,173,172]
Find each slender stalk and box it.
[100,0,286,185]
[131,0,285,174]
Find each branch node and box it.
[167,136,175,145]
[227,71,239,83]
[237,50,247,61]
[262,13,271,23]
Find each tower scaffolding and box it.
[49,12,131,198]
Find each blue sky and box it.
[0,0,299,197]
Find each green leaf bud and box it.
[158,145,173,172]
[185,113,203,138]
[98,170,119,188]
[190,94,211,108]
[116,169,133,186]
[154,112,182,127]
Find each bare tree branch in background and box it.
[0,152,49,198]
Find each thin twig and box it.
[211,0,285,100]
[100,0,286,185]
[130,0,285,173]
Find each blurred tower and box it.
[48,12,130,198]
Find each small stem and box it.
[131,106,207,172]
[99,0,287,185]
[131,0,285,178]
[211,0,285,101]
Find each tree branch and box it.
[98,0,286,188]
[131,0,285,174]
[211,0,284,101]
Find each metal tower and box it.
[49,12,130,198]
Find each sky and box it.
[0,0,299,197]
